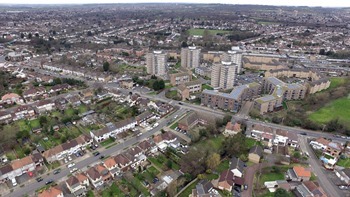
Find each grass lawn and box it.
[202,84,214,90]
[204,173,219,180]
[148,157,164,170]
[6,151,16,161]
[102,182,124,197]
[170,122,178,130]
[259,172,284,184]
[329,77,348,90]
[15,146,25,158]
[337,158,350,168]
[195,135,225,152]
[216,160,230,173]
[188,28,231,36]
[17,120,30,131]
[309,97,350,129]
[245,138,260,149]
[65,108,75,117]
[148,166,160,175]
[100,138,115,147]
[29,119,41,129]
[78,105,88,114]
[165,84,173,89]
[178,179,199,197]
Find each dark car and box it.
[178,102,183,105]
[300,132,307,135]
[93,152,100,156]
[53,169,61,174]
[36,177,43,182]
[45,179,53,185]
[99,155,105,159]
[153,177,159,184]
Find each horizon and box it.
[1,0,350,8]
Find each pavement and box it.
[5,108,187,197]
[299,135,346,197]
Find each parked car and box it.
[70,168,78,173]
[64,158,68,163]
[45,179,53,185]
[339,185,349,190]
[68,156,72,161]
[11,178,17,187]
[75,152,80,157]
[99,155,105,159]
[36,177,43,182]
[93,152,100,156]
[53,169,61,174]
[153,177,159,184]
[67,163,76,168]
[300,132,307,136]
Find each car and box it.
[153,177,159,184]
[300,132,307,135]
[244,184,248,190]
[67,163,76,168]
[178,102,183,105]
[36,177,43,182]
[64,158,68,163]
[99,155,105,159]
[339,185,349,190]
[75,152,80,157]
[91,146,96,150]
[70,168,78,173]
[11,178,17,187]
[53,169,61,174]
[93,152,100,156]
[79,151,84,156]
[45,179,53,185]
[68,156,72,161]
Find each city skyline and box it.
[1,0,350,7]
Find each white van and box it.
[11,178,17,187]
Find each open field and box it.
[188,28,231,36]
[329,77,348,90]
[309,97,350,129]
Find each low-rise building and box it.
[287,166,311,182]
[248,146,263,164]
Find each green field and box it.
[309,97,350,129]
[202,84,214,90]
[188,28,231,36]
[329,77,348,90]
[337,158,350,168]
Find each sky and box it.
[0,0,350,7]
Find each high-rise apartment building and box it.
[223,46,243,74]
[146,51,167,76]
[211,61,236,90]
[181,46,200,69]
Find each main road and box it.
[6,108,187,197]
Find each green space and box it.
[216,160,230,173]
[165,83,173,89]
[188,28,231,36]
[29,119,41,129]
[17,120,30,131]
[139,166,159,183]
[259,166,288,185]
[78,105,88,114]
[165,90,181,100]
[148,166,160,175]
[170,122,178,130]
[148,154,180,171]
[102,183,124,197]
[195,135,225,152]
[202,84,214,90]
[65,108,75,116]
[178,179,199,197]
[337,158,350,168]
[100,138,115,147]
[309,97,350,129]
[204,173,219,180]
[245,138,262,149]
[329,77,347,90]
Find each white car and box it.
[70,168,78,173]
[11,178,17,187]
[67,163,76,168]
[68,156,72,161]
[64,158,68,164]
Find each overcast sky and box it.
[0,0,350,7]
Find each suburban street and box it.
[6,108,187,197]
[299,136,345,197]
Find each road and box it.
[299,136,344,197]
[6,108,187,197]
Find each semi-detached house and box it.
[90,119,137,142]
[43,135,92,163]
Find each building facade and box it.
[146,51,167,76]
[181,46,201,69]
[211,61,236,90]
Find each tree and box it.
[39,116,48,126]
[274,188,290,197]
[206,153,220,170]
[222,133,249,157]
[103,62,110,72]
[166,160,173,169]
[166,180,178,197]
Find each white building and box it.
[211,61,236,90]
[146,51,167,76]
[181,46,201,68]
